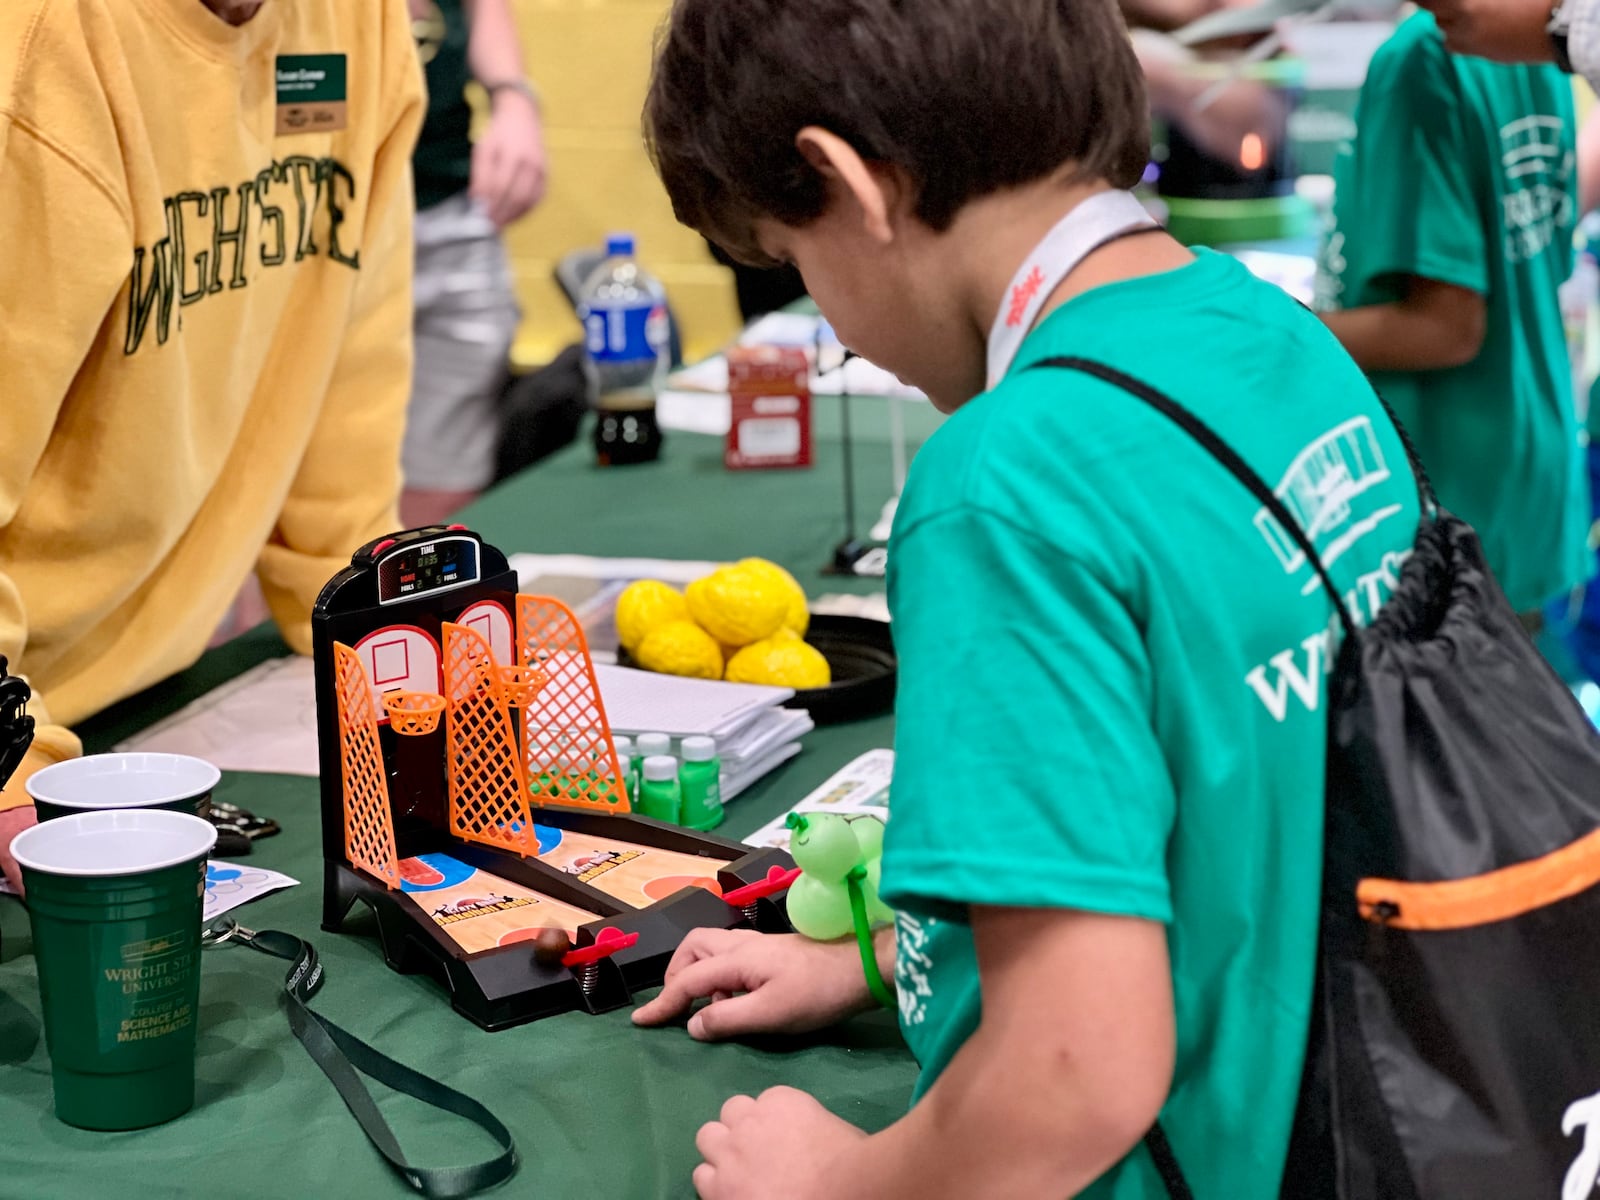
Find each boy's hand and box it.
[632,929,878,1040]
[692,1087,865,1200]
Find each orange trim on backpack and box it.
[1357,826,1600,931]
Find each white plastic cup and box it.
[26,753,221,823]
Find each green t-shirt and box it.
[1315,11,1585,611]
[412,0,473,212]
[883,250,1420,1198]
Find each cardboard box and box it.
[726,345,811,470]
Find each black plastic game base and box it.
[322,807,794,1031]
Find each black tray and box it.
[787,613,896,724]
[619,613,896,726]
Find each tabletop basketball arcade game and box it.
[312,526,797,1030]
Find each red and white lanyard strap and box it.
[984,189,1158,390]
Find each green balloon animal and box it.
[784,812,894,941]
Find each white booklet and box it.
[744,748,894,850]
[591,663,794,741]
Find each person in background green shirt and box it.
[1317,10,1587,614]
[631,2,1419,1197]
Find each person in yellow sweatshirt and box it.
[0,0,425,891]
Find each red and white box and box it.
[725,345,811,470]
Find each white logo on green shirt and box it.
[895,912,935,1027]
[1253,417,1401,592]
[1314,229,1347,312]
[1241,419,1416,723]
[1500,116,1575,263]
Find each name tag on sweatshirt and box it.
[275,54,347,135]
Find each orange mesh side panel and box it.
[516,594,630,812]
[333,643,400,888]
[444,621,534,852]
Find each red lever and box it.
[722,865,801,908]
[372,538,397,555]
[447,523,467,531]
[562,925,639,968]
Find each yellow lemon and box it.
[635,621,724,680]
[738,557,809,636]
[718,626,794,674]
[615,580,689,654]
[686,565,788,647]
[725,636,832,688]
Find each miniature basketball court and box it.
[312,526,797,1029]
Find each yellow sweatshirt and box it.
[0,0,425,807]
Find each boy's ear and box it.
[795,126,894,245]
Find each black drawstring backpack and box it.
[1034,356,1600,1199]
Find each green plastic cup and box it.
[26,752,220,823]
[12,810,217,1131]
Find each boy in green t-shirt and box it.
[1317,10,1586,613]
[633,1,1418,1196]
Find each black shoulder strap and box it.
[1028,353,1440,1198]
[1145,1122,1196,1199]
[1281,299,1439,519]
[216,923,518,1198]
[1029,355,1362,644]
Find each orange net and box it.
[333,643,400,888]
[496,665,549,708]
[516,594,630,812]
[382,691,446,736]
[443,621,534,853]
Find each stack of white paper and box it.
[116,656,812,803]
[721,742,805,804]
[592,662,791,738]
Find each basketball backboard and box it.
[352,625,443,723]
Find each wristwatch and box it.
[483,77,541,114]
[1549,0,1575,74]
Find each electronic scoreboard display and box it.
[376,535,481,606]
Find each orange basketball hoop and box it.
[496,665,548,708]
[383,691,446,736]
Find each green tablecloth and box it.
[0,415,940,1200]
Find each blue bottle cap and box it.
[605,233,636,258]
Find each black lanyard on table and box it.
[206,920,518,1198]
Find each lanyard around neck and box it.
[984,190,1157,389]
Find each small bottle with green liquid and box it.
[678,736,723,831]
[612,735,635,803]
[639,755,683,824]
[635,733,670,795]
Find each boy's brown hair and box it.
[645,0,1150,265]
